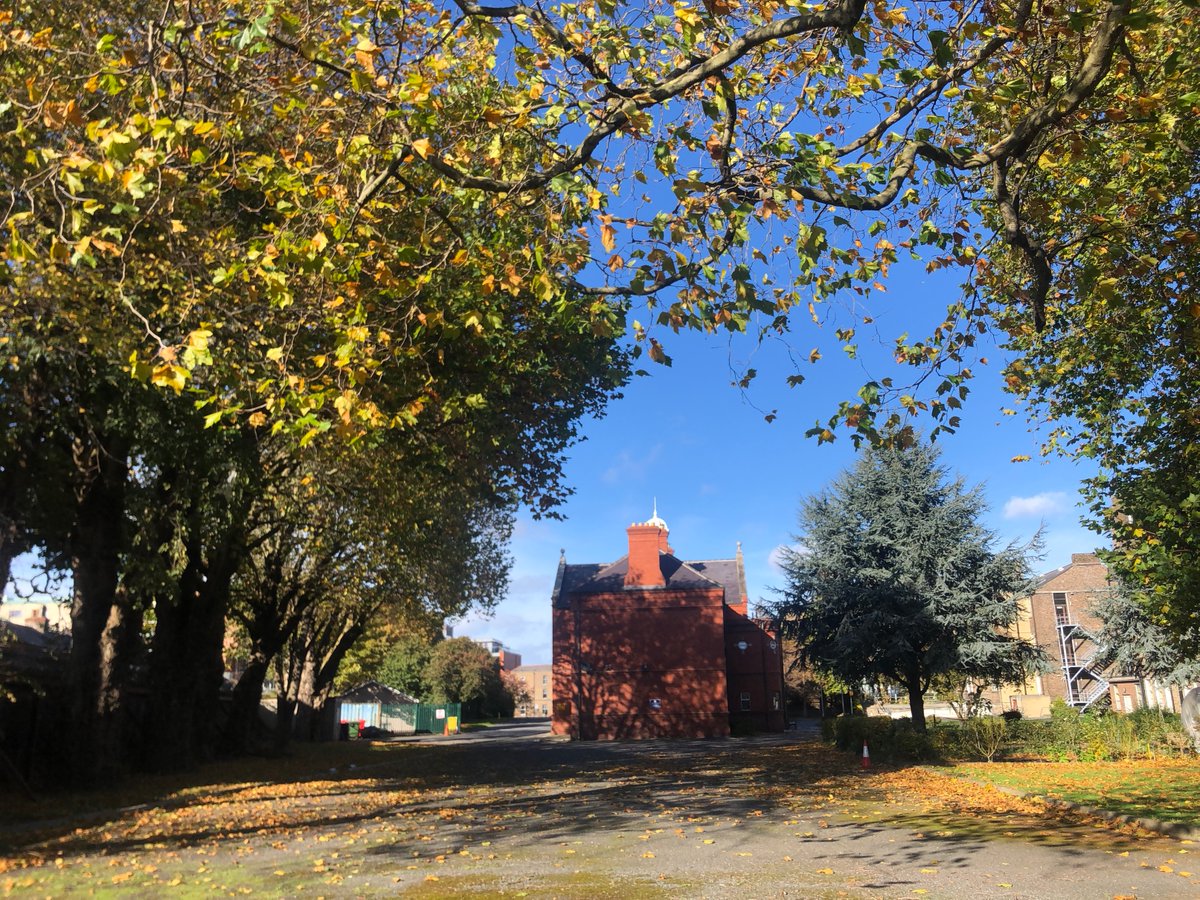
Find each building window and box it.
[740,692,752,712]
[1053,591,1068,625]
[772,692,781,711]
[542,689,547,699]
[542,674,547,683]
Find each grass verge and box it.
[948,759,1200,825]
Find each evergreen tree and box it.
[1093,586,1200,686]
[774,441,1044,731]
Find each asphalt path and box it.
[6,719,1197,898]
[367,719,1196,899]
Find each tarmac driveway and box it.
[4,721,1197,898]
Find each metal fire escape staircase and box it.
[1057,619,1110,711]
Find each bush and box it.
[1002,704,1190,761]
[1000,709,1022,722]
[826,706,1194,764]
[964,716,1007,762]
[826,716,934,763]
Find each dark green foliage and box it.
[825,703,1194,763]
[423,637,511,718]
[379,632,439,701]
[825,716,936,763]
[775,441,1045,731]
[1092,586,1200,685]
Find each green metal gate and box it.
[381,702,461,733]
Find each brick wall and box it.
[1027,553,1110,703]
[552,586,730,739]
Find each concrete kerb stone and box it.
[925,765,1200,842]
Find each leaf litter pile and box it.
[2,736,1196,896]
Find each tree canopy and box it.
[4,1,1186,442]
[774,441,1043,730]
[424,636,511,717]
[5,0,1200,777]
[1093,585,1200,686]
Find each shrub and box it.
[964,716,1007,762]
[1002,704,1191,761]
[826,716,934,763]
[1000,709,1022,722]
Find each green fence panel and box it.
[381,702,461,733]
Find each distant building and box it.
[473,638,522,673]
[551,510,785,740]
[1,600,71,633]
[986,553,1190,716]
[509,663,552,717]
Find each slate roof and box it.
[1035,553,1106,589]
[338,680,419,705]
[553,553,744,608]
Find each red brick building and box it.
[986,553,1191,715]
[551,511,785,739]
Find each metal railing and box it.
[1057,621,1109,712]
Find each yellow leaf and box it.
[599,214,616,253]
[674,3,702,26]
[816,868,833,875]
[266,347,284,362]
[150,364,188,394]
[411,138,432,159]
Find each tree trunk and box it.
[224,654,272,756]
[907,673,927,733]
[67,432,129,786]
[273,653,301,753]
[143,515,241,771]
[292,651,321,742]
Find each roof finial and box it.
[646,499,667,530]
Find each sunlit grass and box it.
[950,760,1200,825]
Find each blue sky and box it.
[455,276,1101,665]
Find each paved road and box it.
[6,722,1197,898]
[369,722,1196,899]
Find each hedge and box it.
[824,702,1193,764]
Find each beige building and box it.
[509,663,552,718]
[986,553,1189,716]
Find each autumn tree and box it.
[4,1,1176,438]
[335,610,443,698]
[375,630,442,701]
[6,0,1197,771]
[774,441,1044,731]
[424,637,509,718]
[977,3,1200,647]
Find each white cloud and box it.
[601,443,664,485]
[767,542,805,571]
[1003,491,1069,520]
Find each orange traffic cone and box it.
[861,739,871,769]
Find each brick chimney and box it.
[25,604,49,634]
[625,523,666,588]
